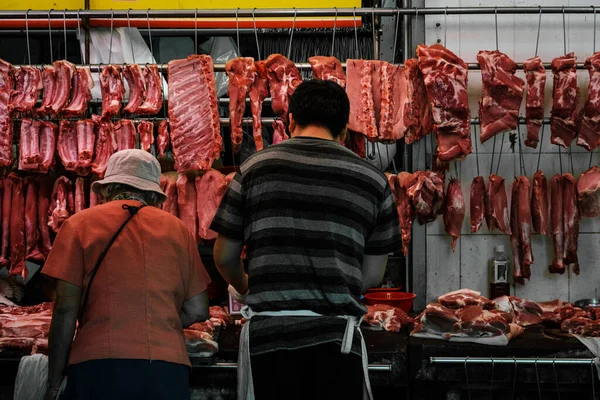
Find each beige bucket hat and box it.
[91,149,167,203]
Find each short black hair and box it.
[288,79,350,138]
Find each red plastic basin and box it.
[363,292,416,313]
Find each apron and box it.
[237,306,373,400]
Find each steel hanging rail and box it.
[193,362,393,371]
[430,357,597,365]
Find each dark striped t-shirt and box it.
[210,137,402,355]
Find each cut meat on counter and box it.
[177,174,198,240]
[137,65,163,115]
[517,176,534,283]
[550,53,579,148]
[24,179,43,264]
[249,60,268,152]
[531,170,550,236]
[308,56,346,87]
[411,303,459,336]
[99,65,125,117]
[37,66,56,116]
[577,52,600,151]
[577,165,600,218]
[470,176,486,233]
[347,60,377,140]
[160,172,178,216]
[48,176,73,233]
[63,67,93,117]
[157,120,170,157]
[402,58,433,145]
[272,120,288,144]
[10,66,42,114]
[226,58,255,153]
[9,174,26,279]
[0,177,12,267]
[39,121,57,173]
[209,306,231,327]
[0,59,13,168]
[76,119,95,172]
[122,64,145,114]
[75,178,85,214]
[396,172,416,255]
[137,121,154,152]
[264,54,302,122]
[454,305,511,337]
[58,121,78,172]
[114,119,137,151]
[19,119,41,171]
[549,174,565,274]
[561,317,600,336]
[168,55,222,172]
[406,170,445,225]
[485,174,511,234]
[438,289,494,310]
[91,116,116,178]
[195,170,228,241]
[494,295,542,326]
[37,177,52,258]
[364,304,414,332]
[184,330,219,355]
[417,44,471,162]
[523,57,546,148]
[477,50,525,143]
[443,178,465,251]
[49,60,75,114]
[562,173,580,275]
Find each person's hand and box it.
[228,284,248,304]
[44,386,61,400]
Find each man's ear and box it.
[288,114,296,136]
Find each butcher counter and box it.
[0,325,597,400]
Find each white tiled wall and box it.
[421,0,600,304]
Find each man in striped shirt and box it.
[211,80,402,400]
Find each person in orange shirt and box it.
[42,150,211,400]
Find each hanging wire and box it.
[252,8,261,59]
[490,135,497,176]
[194,8,198,55]
[429,130,435,170]
[287,8,297,60]
[594,5,597,53]
[353,7,360,58]
[235,8,241,53]
[562,6,567,55]
[77,10,85,64]
[371,7,377,59]
[25,9,31,65]
[63,9,68,60]
[453,161,459,179]
[518,124,527,177]
[444,6,448,47]
[552,358,561,400]
[558,147,564,175]
[47,10,54,63]
[535,6,542,57]
[330,7,338,56]
[416,139,422,170]
[127,9,135,63]
[495,6,499,50]
[473,119,480,176]
[108,9,114,64]
[535,358,542,400]
[568,147,575,175]
[536,124,544,172]
[489,357,495,400]
[146,9,154,59]
[392,8,401,62]
[495,132,506,176]
[464,357,472,400]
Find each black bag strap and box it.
[78,204,146,322]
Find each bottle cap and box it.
[495,245,505,253]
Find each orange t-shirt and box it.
[42,200,211,367]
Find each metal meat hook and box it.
[366,141,377,160]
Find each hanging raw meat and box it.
[0,176,12,267]
[406,170,445,225]
[550,53,579,148]
[577,52,600,151]
[264,54,302,122]
[91,116,116,179]
[342,131,366,159]
[114,119,137,151]
[226,58,255,153]
[308,56,346,87]
[19,119,41,171]
[0,59,13,168]
[39,121,58,173]
[37,66,57,116]
[549,174,565,274]
[99,65,125,117]
[470,176,486,233]
[531,170,550,236]
[272,120,288,145]
[75,178,85,214]
[347,60,377,140]
[443,178,465,252]
[137,121,154,152]
[10,66,42,114]
[37,177,52,258]
[485,175,511,235]
[76,119,95,172]
[196,170,229,241]
[402,58,433,145]
[58,121,78,171]
[63,67,94,117]
[417,44,471,161]
[24,179,44,264]
[137,65,163,115]
[157,120,170,157]
[396,172,416,256]
[577,165,600,218]
[177,174,198,241]
[517,176,534,281]
[160,172,178,216]
[9,174,26,279]
[48,176,73,233]
[477,50,525,143]
[510,179,524,285]
[122,64,145,114]
[168,55,222,172]
[562,173,580,275]
[50,60,76,114]
[523,57,546,148]
[249,60,268,152]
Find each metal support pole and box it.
[430,357,597,365]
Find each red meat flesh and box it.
[417,44,471,162]
[577,165,600,218]
[364,304,413,332]
[517,176,534,282]
[308,56,346,87]
[63,67,93,117]
[523,56,546,148]
[454,305,510,337]
[531,170,550,236]
[510,179,524,285]
[577,52,600,151]
[9,174,26,279]
[91,116,116,179]
[561,317,593,335]
[477,50,525,143]
[38,121,58,173]
[484,174,511,234]
[272,120,289,145]
[50,60,76,114]
[443,178,465,252]
[249,61,268,152]
[122,64,145,114]
[37,66,57,116]
[19,119,41,171]
[226,58,255,152]
[549,174,565,274]
[342,131,366,159]
[177,174,198,240]
[264,54,302,122]
[412,303,459,335]
[438,288,495,310]
[58,121,78,171]
[403,58,433,145]
[76,119,95,171]
[48,176,73,233]
[99,65,125,117]
[157,120,170,157]
[10,66,42,114]
[137,121,154,152]
[0,59,13,167]
[347,60,378,140]
[0,176,12,267]
[75,178,85,214]
[160,172,178,216]
[114,119,137,151]
[509,297,543,326]
[562,173,580,275]
[168,55,222,172]
[406,170,445,225]
[24,178,44,264]
[470,176,486,233]
[378,62,405,141]
[195,169,229,241]
[137,65,163,115]
[396,172,416,255]
[37,177,52,258]
[550,53,579,148]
